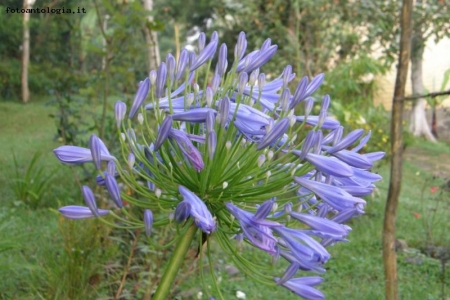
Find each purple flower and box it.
[208,131,217,160]
[211,73,221,93]
[257,117,290,150]
[282,65,293,88]
[363,151,385,163]
[114,101,127,127]
[280,88,291,111]
[105,173,123,208]
[238,45,278,73]
[107,161,116,175]
[290,76,309,110]
[154,115,173,151]
[218,96,230,126]
[295,177,366,212]
[129,78,150,119]
[144,209,153,236]
[290,211,349,237]
[198,32,206,52]
[296,131,316,160]
[275,277,324,300]
[351,130,371,152]
[304,97,314,117]
[149,70,157,85]
[305,73,325,97]
[166,53,176,82]
[258,73,266,89]
[54,146,115,165]
[169,129,204,171]
[172,108,217,123]
[205,87,214,107]
[176,49,189,80]
[89,134,103,170]
[321,95,330,113]
[226,201,282,255]
[276,262,300,285]
[234,31,247,61]
[206,110,215,133]
[190,31,218,72]
[329,149,373,170]
[216,43,228,76]
[174,201,191,222]
[339,185,374,197]
[293,152,354,177]
[260,38,271,50]
[82,185,99,216]
[59,205,109,219]
[249,69,259,86]
[179,186,216,234]
[327,129,365,154]
[238,72,248,94]
[155,62,167,98]
[296,115,340,130]
[275,226,330,263]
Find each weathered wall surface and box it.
[374,37,450,109]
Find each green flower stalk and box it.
[53,31,384,299]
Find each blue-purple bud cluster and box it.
[53,31,384,299]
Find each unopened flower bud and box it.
[272,202,278,213]
[238,72,248,94]
[258,73,266,90]
[144,209,153,236]
[198,32,206,52]
[193,83,200,94]
[282,65,292,89]
[186,93,194,107]
[127,153,135,169]
[137,113,144,125]
[166,53,176,82]
[149,70,157,85]
[289,115,296,127]
[205,87,213,107]
[211,74,221,93]
[257,154,266,167]
[249,69,259,86]
[114,101,127,127]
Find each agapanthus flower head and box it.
[53,31,384,299]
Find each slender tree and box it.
[143,0,160,71]
[21,0,35,103]
[383,0,413,299]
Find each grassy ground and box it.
[0,99,449,299]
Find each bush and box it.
[9,151,56,209]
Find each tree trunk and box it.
[383,0,413,299]
[431,106,438,138]
[409,26,437,141]
[21,0,31,103]
[143,0,160,71]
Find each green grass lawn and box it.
[0,99,449,299]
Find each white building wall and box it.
[374,37,450,109]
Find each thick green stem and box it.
[152,224,198,300]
